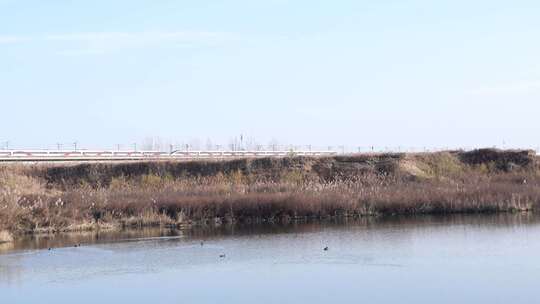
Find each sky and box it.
[1,0,540,150]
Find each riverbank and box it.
[0,230,13,243]
[1,149,539,239]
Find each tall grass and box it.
[1,150,539,235]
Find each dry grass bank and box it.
[1,149,539,236]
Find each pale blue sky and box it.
[1,0,540,150]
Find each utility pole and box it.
[240,134,243,151]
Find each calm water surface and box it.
[1,214,540,303]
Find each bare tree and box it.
[268,138,279,151]
[141,136,165,151]
[188,138,201,150]
[205,138,214,150]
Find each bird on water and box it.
[324,246,329,251]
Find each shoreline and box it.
[2,200,535,242]
[1,210,537,248]
[0,230,13,243]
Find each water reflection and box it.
[3,213,538,254]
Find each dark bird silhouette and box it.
[323,246,329,251]
[48,248,52,251]
[219,254,226,258]
[200,241,204,246]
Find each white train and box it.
[0,150,338,161]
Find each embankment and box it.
[1,149,539,237]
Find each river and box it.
[1,214,539,303]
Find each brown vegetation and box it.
[1,149,539,237]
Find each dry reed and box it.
[1,150,539,235]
